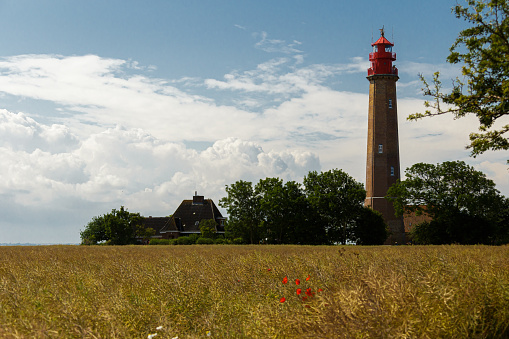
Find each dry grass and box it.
[0,245,508,338]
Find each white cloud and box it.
[0,110,320,243]
[254,31,303,54]
[0,109,79,153]
[204,56,368,99]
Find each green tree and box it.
[387,161,508,244]
[80,206,143,245]
[410,0,509,159]
[304,169,366,244]
[135,224,155,244]
[80,216,107,245]
[255,178,323,244]
[220,180,262,244]
[352,207,389,245]
[199,219,217,239]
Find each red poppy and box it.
[305,288,312,296]
[267,268,272,271]
[296,288,302,295]
[302,296,308,301]
[282,276,288,284]
[318,288,323,292]
[295,279,300,285]
[306,275,311,281]
[280,297,286,303]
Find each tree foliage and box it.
[410,0,509,158]
[199,219,217,239]
[220,169,372,245]
[219,180,262,244]
[304,169,366,244]
[80,206,143,245]
[352,208,389,245]
[387,161,508,244]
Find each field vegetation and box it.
[0,245,508,338]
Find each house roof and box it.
[141,217,172,236]
[164,195,224,234]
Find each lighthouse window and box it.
[389,99,393,108]
[373,45,378,52]
[391,166,395,176]
[378,144,383,153]
[385,45,392,52]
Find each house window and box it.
[391,166,395,176]
[378,144,383,153]
[389,99,393,108]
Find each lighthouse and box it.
[365,28,405,244]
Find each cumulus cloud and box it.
[0,110,320,243]
[0,109,79,153]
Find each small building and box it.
[140,193,226,241]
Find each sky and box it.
[0,0,507,244]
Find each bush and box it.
[233,238,245,245]
[196,238,214,245]
[189,234,200,243]
[148,239,170,245]
[214,238,226,244]
[175,235,200,245]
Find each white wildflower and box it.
[156,326,163,331]
[147,334,157,339]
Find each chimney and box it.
[193,194,204,204]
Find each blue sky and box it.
[0,1,507,244]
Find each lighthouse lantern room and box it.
[368,29,398,76]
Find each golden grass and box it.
[0,245,508,338]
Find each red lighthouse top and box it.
[368,28,398,76]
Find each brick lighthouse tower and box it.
[365,28,405,244]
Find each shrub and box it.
[196,238,214,245]
[149,239,170,245]
[233,237,245,244]
[175,235,199,245]
[189,233,200,243]
[214,238,226,244]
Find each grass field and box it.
[0,245,508,338]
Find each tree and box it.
[386,161,508,244]
[304,169,366,244]
[219,180,262,244]
[352,208,389,245]
[80,206,143,245]
[409,0,509,159]
[199,219,217,239]
[255,178,325,244]
[135,224,156,244]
